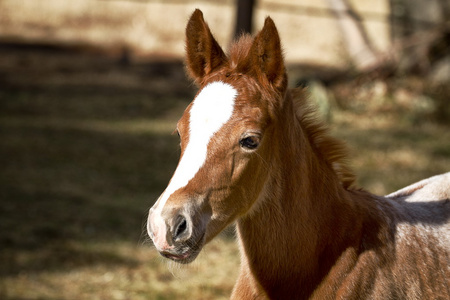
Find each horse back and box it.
[387,172,450,203]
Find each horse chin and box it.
[161,248,201,264]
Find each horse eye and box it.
[240,136,260,150]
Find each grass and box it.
[1,44,449,299]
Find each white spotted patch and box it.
[154,81,237,214]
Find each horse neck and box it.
[236,90,367,293]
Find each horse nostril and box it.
[173,216,188,241]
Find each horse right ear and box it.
[247,17,286,92]
[185,9,227,84]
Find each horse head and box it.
[147,9,287,263]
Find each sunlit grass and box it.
[2,239,239,300]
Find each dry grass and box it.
[0,44,449,300]
[1,239,239,300]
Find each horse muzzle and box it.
[147,204,208,264]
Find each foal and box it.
[147,9,450,299]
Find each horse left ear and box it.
[248,17,287,92]
[185,9,228,84]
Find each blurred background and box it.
[0,0,449,299]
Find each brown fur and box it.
[148,9,450,299]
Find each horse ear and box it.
[248,17,286,91]
[185,9,227,84]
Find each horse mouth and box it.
[160,233,205,264]
[161,248,199,264]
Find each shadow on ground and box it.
[0,42,195,277]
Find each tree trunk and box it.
[234,0,255,40]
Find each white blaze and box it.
[154,81,237,214]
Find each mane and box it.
[228,34,253,70]
[292,88,356,189]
